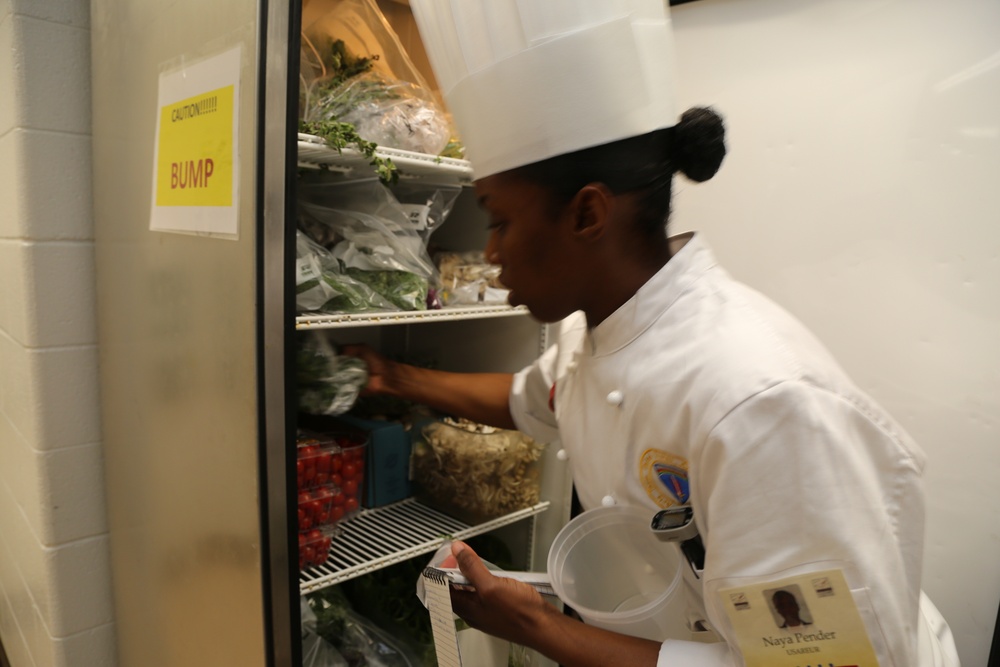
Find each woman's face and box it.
[474,173,581,323]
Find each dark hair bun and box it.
[673,107,726,183]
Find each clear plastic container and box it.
[332,435,367,519]
[296,432,340,491]
[411,419,543,525]
[299,526,339,571]
[547,504,687,642]
[297,430,367,520]
[297,484,342,532]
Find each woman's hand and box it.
[445,541,553,646]
[338,346,518,429]
[340,343,397,396]
[445,540,664,667]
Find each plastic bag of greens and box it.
[310,70,451,156]
[297,330,369,417]
[299,0,453,155]
[296,230,399,314]
[302,598,349,667]
[306,587,420,667]
[390,181,462,245]
[298,177,438,311]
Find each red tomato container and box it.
[296,432,340,491]
[298,526,338,571]
[295,429,367,571]
[330,434,367,519]
[297,484,344,532]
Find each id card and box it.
[717,568,879,667]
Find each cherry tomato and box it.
[344,497,359,513]
[343,479,358,497]
[330,506,345,522]
[343,463,357,479]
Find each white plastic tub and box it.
[547,504,687,641]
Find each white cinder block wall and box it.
[0,2,117,666]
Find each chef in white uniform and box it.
[346,1,961,665]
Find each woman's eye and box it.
[487,220,506,232]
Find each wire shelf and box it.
[295,304,530,330]
[297,133,473,185]
[299,498,550,594]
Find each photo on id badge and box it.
[765,585,814,629]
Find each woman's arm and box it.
[341,344,517,429]
[447,541,663,667]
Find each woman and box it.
[345,108,957,665]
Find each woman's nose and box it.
[484,235,500,264]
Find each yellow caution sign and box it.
[155,85,234,207]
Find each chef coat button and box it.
[601,495,616,507]
[606,390,624,406]
[556,448,569,462]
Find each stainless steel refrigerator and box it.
[92,1,572,665]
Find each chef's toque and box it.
[408,0,679,179]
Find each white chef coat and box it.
[510,233,959,666]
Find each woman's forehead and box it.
[474,173,545,208]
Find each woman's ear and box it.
[569,183,614,242]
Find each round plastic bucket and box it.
[547,504,686,641]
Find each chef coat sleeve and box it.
[508,341,561,444]
[657,379,926,666]
[657,640,733,666]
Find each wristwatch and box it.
[651,506,705,577]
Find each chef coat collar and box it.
[587,232,717,356]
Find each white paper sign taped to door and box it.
[150,45,241,237]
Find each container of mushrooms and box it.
[411,417,545,525]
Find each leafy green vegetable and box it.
[345,268,428,311]
[300,118,398,185]
[322,39,378,89]
[296,333,368,417]
[299,37,399,184]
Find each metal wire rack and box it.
[297,133,473,185]
[295,304,530,330]
[299,498,550,594]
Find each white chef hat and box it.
[408,0,679,179]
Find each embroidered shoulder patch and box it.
[639,448,690,507]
